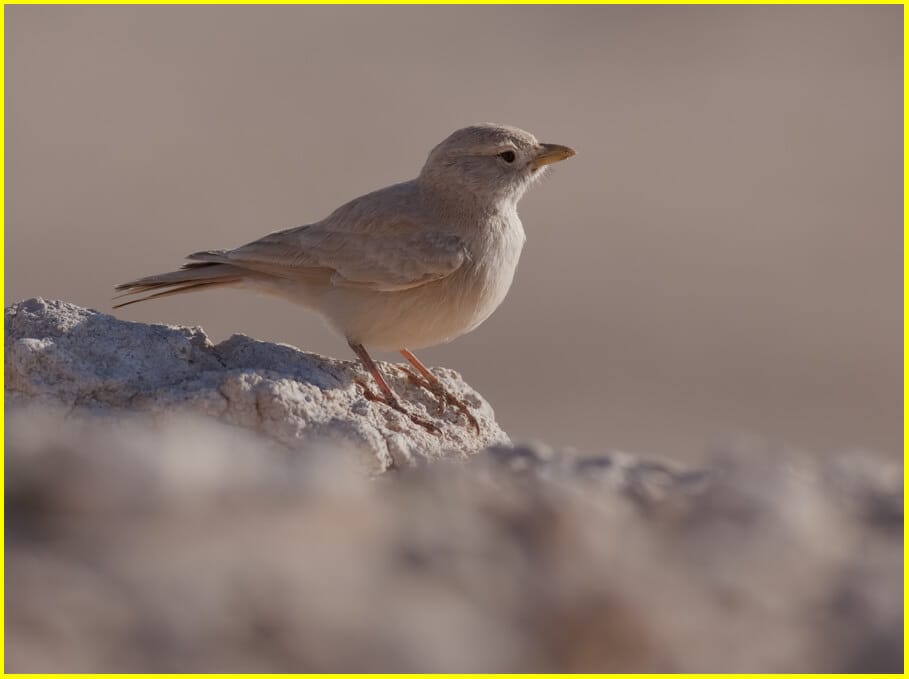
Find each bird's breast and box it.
[450,214,526,333]
[316,215,526,350]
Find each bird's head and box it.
[418,123,575,208]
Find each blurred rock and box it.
[4,412,902,673]
[5,298,508,471]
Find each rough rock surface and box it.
[5,298,509,471]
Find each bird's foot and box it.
[353,378,441,436]
[398,366,480,435]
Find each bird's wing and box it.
[188,220,468,293]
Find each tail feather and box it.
[113,280,242,309]
[113,262,244,309]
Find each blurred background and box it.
[6,5,902,461]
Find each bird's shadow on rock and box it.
[212,333,358,391]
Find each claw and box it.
[441,389,481,435]
[354,377,441,436]
[353,377,383,403]
[398,366,445,415]
[397,366,480,435]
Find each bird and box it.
[114,123,575,433]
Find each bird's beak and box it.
[531,143,577,169]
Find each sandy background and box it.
[5,6,902,460]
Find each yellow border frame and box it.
[0,2,904,677]
[0,0,905,4]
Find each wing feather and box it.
[189,184,467,292]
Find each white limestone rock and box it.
[5,298,509,471]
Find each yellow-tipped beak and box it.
[531,143,577,169]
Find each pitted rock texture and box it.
[5,298,509,471]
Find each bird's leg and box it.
[348,341,440,435]
[399,348,480,434]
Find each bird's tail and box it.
[113,260,245,309]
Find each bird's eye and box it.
[498,150,516,163]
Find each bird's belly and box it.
[321,273,499,350]
[320,245,519,350]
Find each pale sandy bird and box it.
[115,123,575,433]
